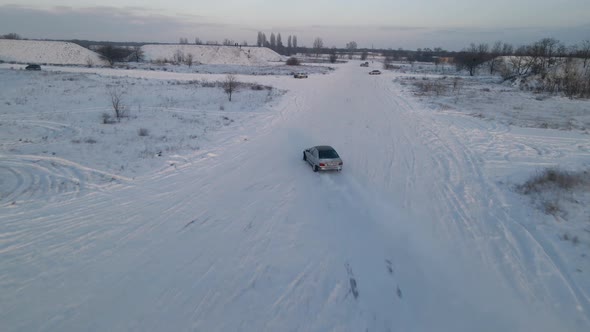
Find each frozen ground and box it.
[1,60,589,331]
[118,62,333,76]
[0,67,282,208]
[396,72,590,131]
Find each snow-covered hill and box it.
[0,41,283,67]
[0,40,106,66]
[141,44,283,65]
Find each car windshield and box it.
[319,150,339,159]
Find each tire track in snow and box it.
[386,76,590,323]
[0,119,80,148]
[0,154,128,207]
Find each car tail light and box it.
[319,163,326,167]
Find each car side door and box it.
[311,148,319,166]
[305,148,312,164]
[307,148,316,165]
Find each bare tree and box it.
[195,37,202,45]
[502,43,514,55]
[96,45,133,66]
[185,53,194,67]
[488,41,503,74]
[107,85,127,121]
[383,52,394,69]
[313,37,324,57]
[454,43,490,76]
[508,45,534,77]
[173,49,185,64]
[223,74,240,101]
[180,38,188,44]
[523,38,563,76]
[293,36,298,49]
[1,32,21,39]
[538,38,562,71]
[578,40,590,68]
[130,45,144,62]
[346,41,357,59]
[329,48,337,63]
[361,51,368,60]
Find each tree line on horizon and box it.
[451,38,590,77]
[256,32,299,55]
[4,31,589,75]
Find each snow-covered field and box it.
[1,59,589,331]
[118,62,333,76]
[0,67,282,208]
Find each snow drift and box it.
[0,39,106,66]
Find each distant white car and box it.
[294,73,308,79]
[369,70,381,75]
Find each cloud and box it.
[378,26,428,32]
[1,4,588,50]
[423,25,590,48]
[0,5,227,42]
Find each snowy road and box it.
[1,63,587,331]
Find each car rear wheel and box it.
[303,153,307,161]
[313,165,318,172]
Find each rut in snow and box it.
[345,263,359,300]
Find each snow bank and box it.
[0,39,106,66]
[141,45,283,65]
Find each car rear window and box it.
[319,150,339,159]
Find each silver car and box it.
[303,145,343,172]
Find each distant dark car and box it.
[294,73,308,78]
[360,62,369,67]
[369,70,381,75]
[303,145,343,172]
[25,64,41,71]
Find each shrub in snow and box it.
[517,168,590,216]
[223,74,240,101]
[102,112,116,124]
[517,168,588,195]
[106,85,127,121]
[286,57,300,66]
[138,128,149,137]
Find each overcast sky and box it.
[1,1,589,50]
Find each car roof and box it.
[314,145,335,151]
